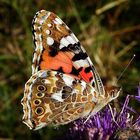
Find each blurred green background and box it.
[0,0,140,139]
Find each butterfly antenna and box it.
[116,54,136,83]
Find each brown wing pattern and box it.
[21,70,97,130]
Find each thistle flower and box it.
[70,86,140,140]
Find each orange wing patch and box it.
[40,50,73,73]
[79,67,93,83]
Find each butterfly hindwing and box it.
[21,70,97,130]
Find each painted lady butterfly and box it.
[21,10,121,130]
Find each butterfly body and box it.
[21,10,121,130]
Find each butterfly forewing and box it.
[32,10,105,94]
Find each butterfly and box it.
[21,10,121,130]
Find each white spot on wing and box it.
[47,37,54,45]
[73,89,79,94]
[73,60,89,68]
[53,20,58,25]
[39,19,44,25]
[51,92,63,102]
[47,23,52,27]
[40,71,47,78]
[59,44,65,49]
[60,37,70,46]
[81,81,86,88]
[66,35,76,44]
[43,79,51,84]
[55,18,63,24]
[62,76,74,86]
[46,30,50,35]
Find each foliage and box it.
[0,0,140,139]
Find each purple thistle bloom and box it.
[70,85,140,140]
[135,83,140,102]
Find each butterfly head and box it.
[104,86,121,101]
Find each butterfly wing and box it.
[21,70,97,130]
[32,10,105,95]
[21,10,121,130]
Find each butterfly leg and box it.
[108,104,120,127]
